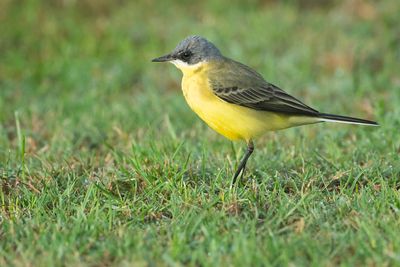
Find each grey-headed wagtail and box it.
[152,36,378,184]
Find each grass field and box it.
[1,0,400,266]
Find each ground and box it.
[0,0,399,266]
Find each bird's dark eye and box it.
[181,51,192,61]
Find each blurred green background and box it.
[1,0,399,266]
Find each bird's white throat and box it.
[170,60,204,71]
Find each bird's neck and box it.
[173,61,207,76]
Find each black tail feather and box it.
[318,113,378,126]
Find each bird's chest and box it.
[181,72,216,114]
[180,72,242,140]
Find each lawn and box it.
[1,0,399,266]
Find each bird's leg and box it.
[231,140,254,185]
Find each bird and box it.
[152,35,378,185]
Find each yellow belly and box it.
[179,62,315,141]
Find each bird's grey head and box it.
[152,36,222,68]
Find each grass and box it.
[1,0,400,266]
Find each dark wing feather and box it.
[209,59,319,116]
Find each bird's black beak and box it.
[152,53,174,62]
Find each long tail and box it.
[318,113,378,126]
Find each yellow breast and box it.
[177,61,311,141]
